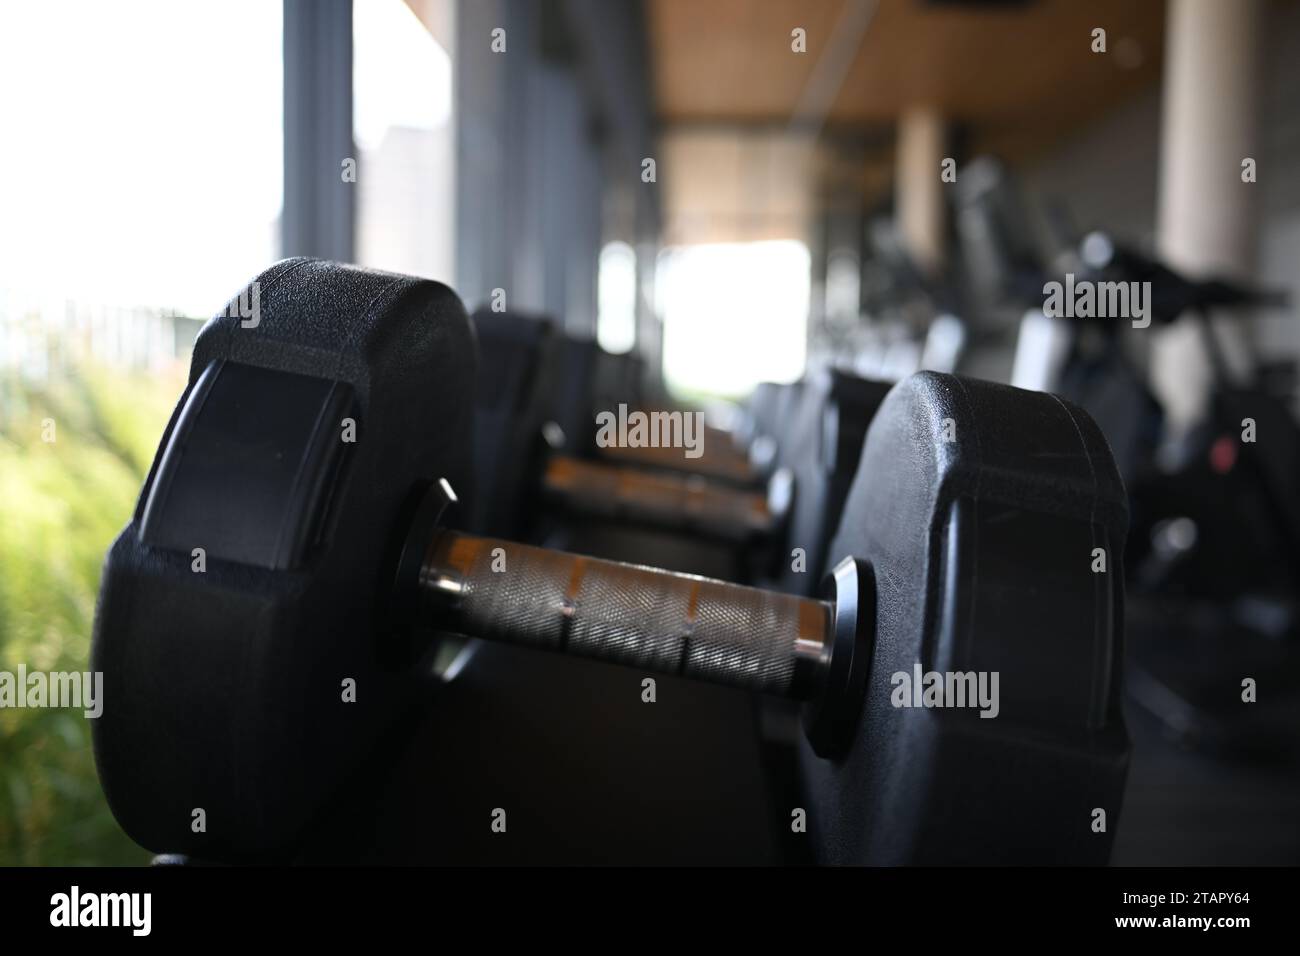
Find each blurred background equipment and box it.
[3,0,1300,864]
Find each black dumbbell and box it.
[470,308,790,544]
[593,423,761,485]
[770,370,891,593]
[475,308,757,488]
[472,309,889,587]
[537,452,787,542]
[92,259,1130,864]
[533,315,761,486]
[589,346,753,482]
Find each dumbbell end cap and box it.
[802,557,875,758]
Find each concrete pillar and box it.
[1153,0,1264,431]
[895,106,947,276]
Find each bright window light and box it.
[657,241,809,398]
[353,0,451,150]
[353,0,455,282]
[597,241,637,355]
[0,0,283,316]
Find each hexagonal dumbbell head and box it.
[92,258,476,860]
[801,372,1131,864]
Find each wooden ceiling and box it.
[648,0,1165,151]
[647,0,1168,242]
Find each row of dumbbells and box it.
[465,307,893,598]
[92,259,1130,865]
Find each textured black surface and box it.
[799,371,1131,864]
[777,369,891,595]
[92,258,475,861]
[469,308,560,537]
[592,348,647,421]
[554,336,603,455]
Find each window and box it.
[0,0,282,338]
[656,240,810,398]
[353,0,455,283]
[597,241,637,354]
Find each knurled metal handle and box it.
[419,528,832,698]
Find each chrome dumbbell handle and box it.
[420,527,832,698]
[395,480,873,756]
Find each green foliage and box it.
[0,363,180,864]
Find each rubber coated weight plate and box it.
[92,258,476,860]
[800,372,1130,864]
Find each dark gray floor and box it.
[1113,702,1300,865]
